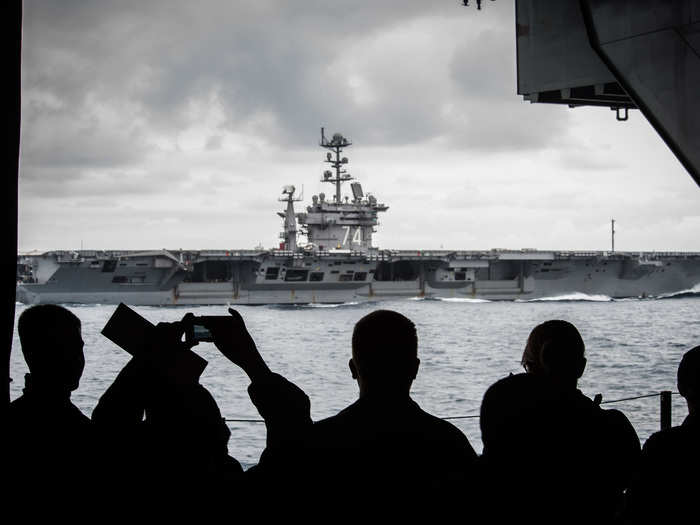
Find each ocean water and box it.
[9,292,700,468]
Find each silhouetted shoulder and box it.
[9,393,92,436]
[412,404,476,452]
[642,414,699,460]
[8,392,95,503]
[601,406,640,446]
[627,415,700,522]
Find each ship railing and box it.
[365,253,391,261]
[270,249,373,258]
[382,250,459,258]
[376,249,700,259]
[552,251,700,258]
[223,390,679,433]
[197,250,266,257]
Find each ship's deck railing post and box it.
[660,390,672,431]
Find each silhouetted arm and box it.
[203,309,312,445]
[624,431,667,522]
[92,357,147,427]
[248,373,312,449]
[604,408,641,492]
[202,308,271,381]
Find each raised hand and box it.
[201,308,271,381]
[140,318,208,386]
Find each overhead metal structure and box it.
[516,0,636,113]
[516,0,700,187]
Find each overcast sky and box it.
[18,0,700,253]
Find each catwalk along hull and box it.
[16,250,700,306]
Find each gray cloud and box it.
[18,1,700,252]
[21,1,527,154]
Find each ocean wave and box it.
[518,292,613,303]
[62,303,104,308]
[438,297,492,303]
[656,282,700,300]
[305,301,360,308]
[266,301,361,310]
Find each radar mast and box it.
[320,127,353,203]
[294,129,388,252]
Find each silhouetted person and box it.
[92,308,310,509]
[627,345,700,523]
[7,305,95,503]
[294,310,478,510]
[92,317,244,505]
[481,320,640,524]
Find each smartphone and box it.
[185,316,229,344]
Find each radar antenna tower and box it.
[278,185,302,252]
[611,218,616,253]
[320,127,353,203]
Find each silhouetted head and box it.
[349,310,419,398]
[678,345,700,410]
[521,320,586,387]
[18,305,85,392]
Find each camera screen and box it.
[192,324,213,342]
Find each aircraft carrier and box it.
[16,131,700,306]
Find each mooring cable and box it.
[223,391,681,424]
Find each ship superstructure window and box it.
[455,272,466,281]
[102,260,117,272]
[353,272,367,281]
[309,272,324,282]
[284,269,308,282]
[265,267,280,280]
[339,274,353,282]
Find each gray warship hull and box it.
[16,249,700,306]
[16,131,700,306]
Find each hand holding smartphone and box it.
[183,315,231,344]
[101,303,208,384]
[198,308,271,381]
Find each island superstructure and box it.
[16,131,700,306]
